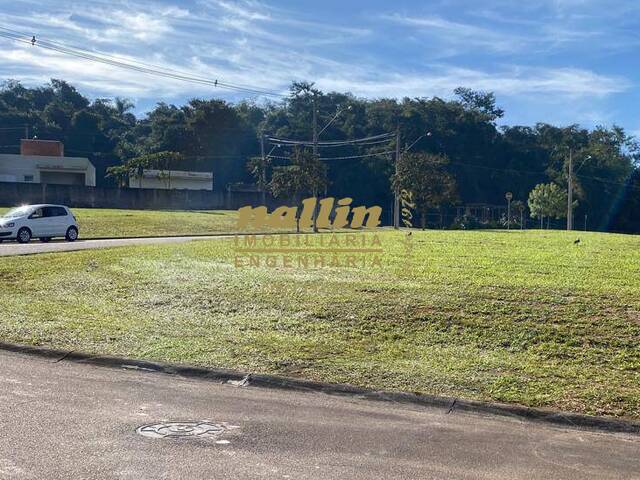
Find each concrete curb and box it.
[2,340,638,436]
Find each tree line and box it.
[1,79,639,232]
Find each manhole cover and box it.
[136,421,226,439]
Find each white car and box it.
[0,204,79,244]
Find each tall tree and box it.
[392,152,457,227]
[528,183,567,229]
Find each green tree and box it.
[454,87,504,122]
[106,151,184,187]
[268,147,327,231]
[392,152,457,227]
[528,183,567,229]
[247,155,271,192]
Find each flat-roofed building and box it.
[0,139,96,186]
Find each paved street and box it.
[1,350,639,479]
[0,235,225,257]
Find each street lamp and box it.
[311,104,352,231]
[567,152,591,230]
[394,131,432,229]
[317,104,352,138]
[404,131,432,154]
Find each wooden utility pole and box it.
[567,148,573,230]
[393,126,401,229]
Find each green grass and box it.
[1,229,639,419]
[0,207,238,238]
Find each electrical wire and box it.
[0,126,29,131]
[267,138,394,149]
[269,132,394,144]
[0,26,287,98]
[286,140,389,148]
[267,132,394,147]
[0,25,280,96]
[268,150,394,161]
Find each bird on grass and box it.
[574,238,581,245]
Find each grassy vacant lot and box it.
[1,229,639,419]
[0,207,238,238]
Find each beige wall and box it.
[0,154,96,186]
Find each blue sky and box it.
[0,0,639,134]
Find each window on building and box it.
[24,175,34,182]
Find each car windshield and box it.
[3,206,34,218]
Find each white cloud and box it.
[211,0,271,21]
[313,65,629,100]
[380,13,528,53]
[108,11,174,42]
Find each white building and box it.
[129,169,213,191]
[0,140,96,186]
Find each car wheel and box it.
[17,227,32,244]
[39,237,51,243]
[65,226,78,242]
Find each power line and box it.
[0,26,287,98]
[0,25,280,97]
[267,138,394,149]
[446,159,640,192]
[267,132,394,147]
[0,28,269,96]
[268,150,394,161]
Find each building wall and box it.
[129,170,213,191]
[0,182,284,211]
[20,139,64,157]
[0,154,96,186]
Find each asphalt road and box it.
[0,235,224,256]
[1,350,639,479]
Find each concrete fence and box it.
[0,182,280,210]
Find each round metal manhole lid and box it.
[136,421,227,439]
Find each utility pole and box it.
[312,94,318,157]
[260,133,266,205]
[567,148,573,230]
[312,94,319,232]
[393,125,401,229]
